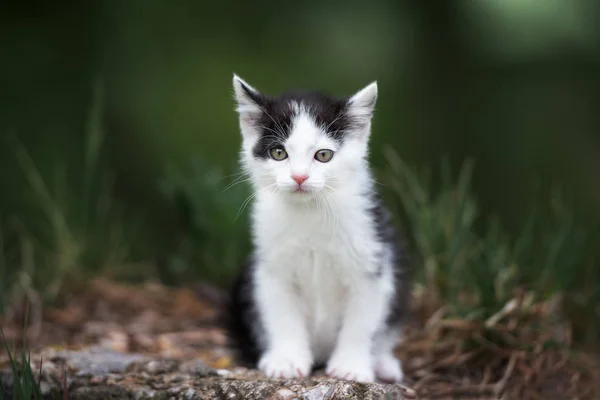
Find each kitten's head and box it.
[232,74,377,200]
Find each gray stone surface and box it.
[54,346,147,377]
[1,347,412,399]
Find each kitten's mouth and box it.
[294,187,309,194]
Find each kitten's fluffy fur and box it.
[226,75,410,383]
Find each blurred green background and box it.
[1,0,599,317]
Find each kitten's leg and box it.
[326,277,389,383]
[373,329,404,383]
[255,269,312,379]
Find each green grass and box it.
[0,309,43,400]
[0,332,43,399]
[383,147,599,345]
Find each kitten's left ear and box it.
[347,81,378,122]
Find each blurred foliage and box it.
[159,159,251,286]
[0,80,139,315]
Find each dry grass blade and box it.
[397,288,599,400]
[396,384,418,399]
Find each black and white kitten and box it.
[227,75,410,383]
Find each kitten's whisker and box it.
[233,174,251,183]
[316,192,329,231]
[324,112,344,132]
[258,108,289,138]
[324,178,378,197]
[323,191,339,233]
[235,183,276,220]
[221,177,252,193]
[236,193,258,220]
[222,170,248,180]
[222,172,252,190]
[259,136,285,149]
[370,178,386,187]
[314,191,322,225]
[258,125,287,139]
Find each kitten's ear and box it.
[233,74,264,114]
[347,81,378,124]
[233,74,265,137]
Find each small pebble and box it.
[216,369,232,376]
[273,388,296,400]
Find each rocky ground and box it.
[1,279,598,399]
[0,347,413,399]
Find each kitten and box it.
[226,75,410,383]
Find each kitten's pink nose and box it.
[292,174,309,185]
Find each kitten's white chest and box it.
[254,197,374,363]
[293,248,347,363]
[252,188,386,362]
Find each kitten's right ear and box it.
[233,74,264,115]
[233,74,265,137]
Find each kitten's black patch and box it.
[248,90,352,159]
[224,256,261,365]
[367,194,412,328]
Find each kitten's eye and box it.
[314,149,334,163]
[269,147,288,161]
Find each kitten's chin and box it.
[279,187,319,203]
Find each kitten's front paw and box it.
[375,354,404,383]
[258,349,312,379]
[326,352,375,383]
